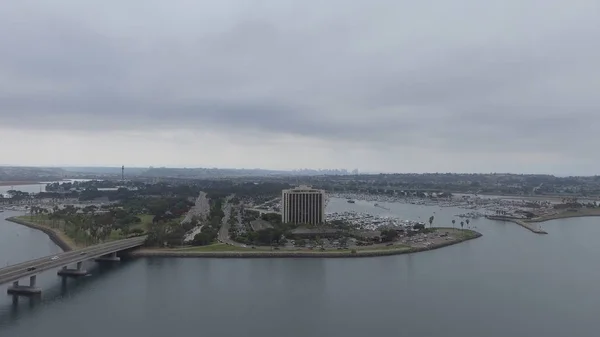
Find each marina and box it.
[326,211,425,231]
[330,192,570,220]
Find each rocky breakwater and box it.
[486,215,548,234]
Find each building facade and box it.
[281,186,325,225]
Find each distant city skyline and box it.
[0,164,588,178]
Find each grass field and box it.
[130,214,155,230]
[17,214,126,246]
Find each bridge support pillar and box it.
[7,278,42,296]
[57,263,88,277]
[95,252,121,262]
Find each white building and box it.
[281,186,325,225]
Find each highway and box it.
[0,236,146,286]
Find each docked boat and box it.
[347,199,356,203]
[374,203,391,210]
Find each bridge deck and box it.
[0,236,146,286]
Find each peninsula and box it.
[2,179,482,258]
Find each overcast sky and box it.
[1,1,599,175]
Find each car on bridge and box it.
[51,256,59,260]
[26,267,36,271]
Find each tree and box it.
[192,232,213,246]
[339,236,349,248]
[452,219,456,228]
[380,229,398,242]
[465,219,470,227]
[460,221,464,228]
[146,221,169,247]
[429,215,435,228]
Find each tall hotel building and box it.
[281,186,325,225]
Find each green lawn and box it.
[18,214,126,244]
[129,214,154,230]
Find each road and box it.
[218,201,238,246]
[245,208,281,215]
[0,236,146,285]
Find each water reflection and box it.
[5,200,600,336]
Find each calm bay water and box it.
[1,200,600,336]
[0,179,93,196]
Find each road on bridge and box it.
[0,236,146,286]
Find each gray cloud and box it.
[1,0,600,173]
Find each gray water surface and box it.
[1,202,599,337]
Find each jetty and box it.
[486,215,548,234]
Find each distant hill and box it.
[61,167,149,175]
[0,166,67,182]
[140,167,352,178]
[0,166,353,180]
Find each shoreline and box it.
[5,215,482,259]
[526,208,600,223]
[131,229,482,258]
[0,181,41,187]
[487,208,600,234]
[6,216,75,252]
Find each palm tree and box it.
[466,219,470,227]
[429,215,435,228]
[460,221,464,228]
[452,219,456,228]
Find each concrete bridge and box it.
[0,236,146,296]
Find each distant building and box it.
[281,185,325,225]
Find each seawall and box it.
[486,215,548,234]
[131,231,482,259]
[6,217,74,252]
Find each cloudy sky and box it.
[1,1,599,175]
